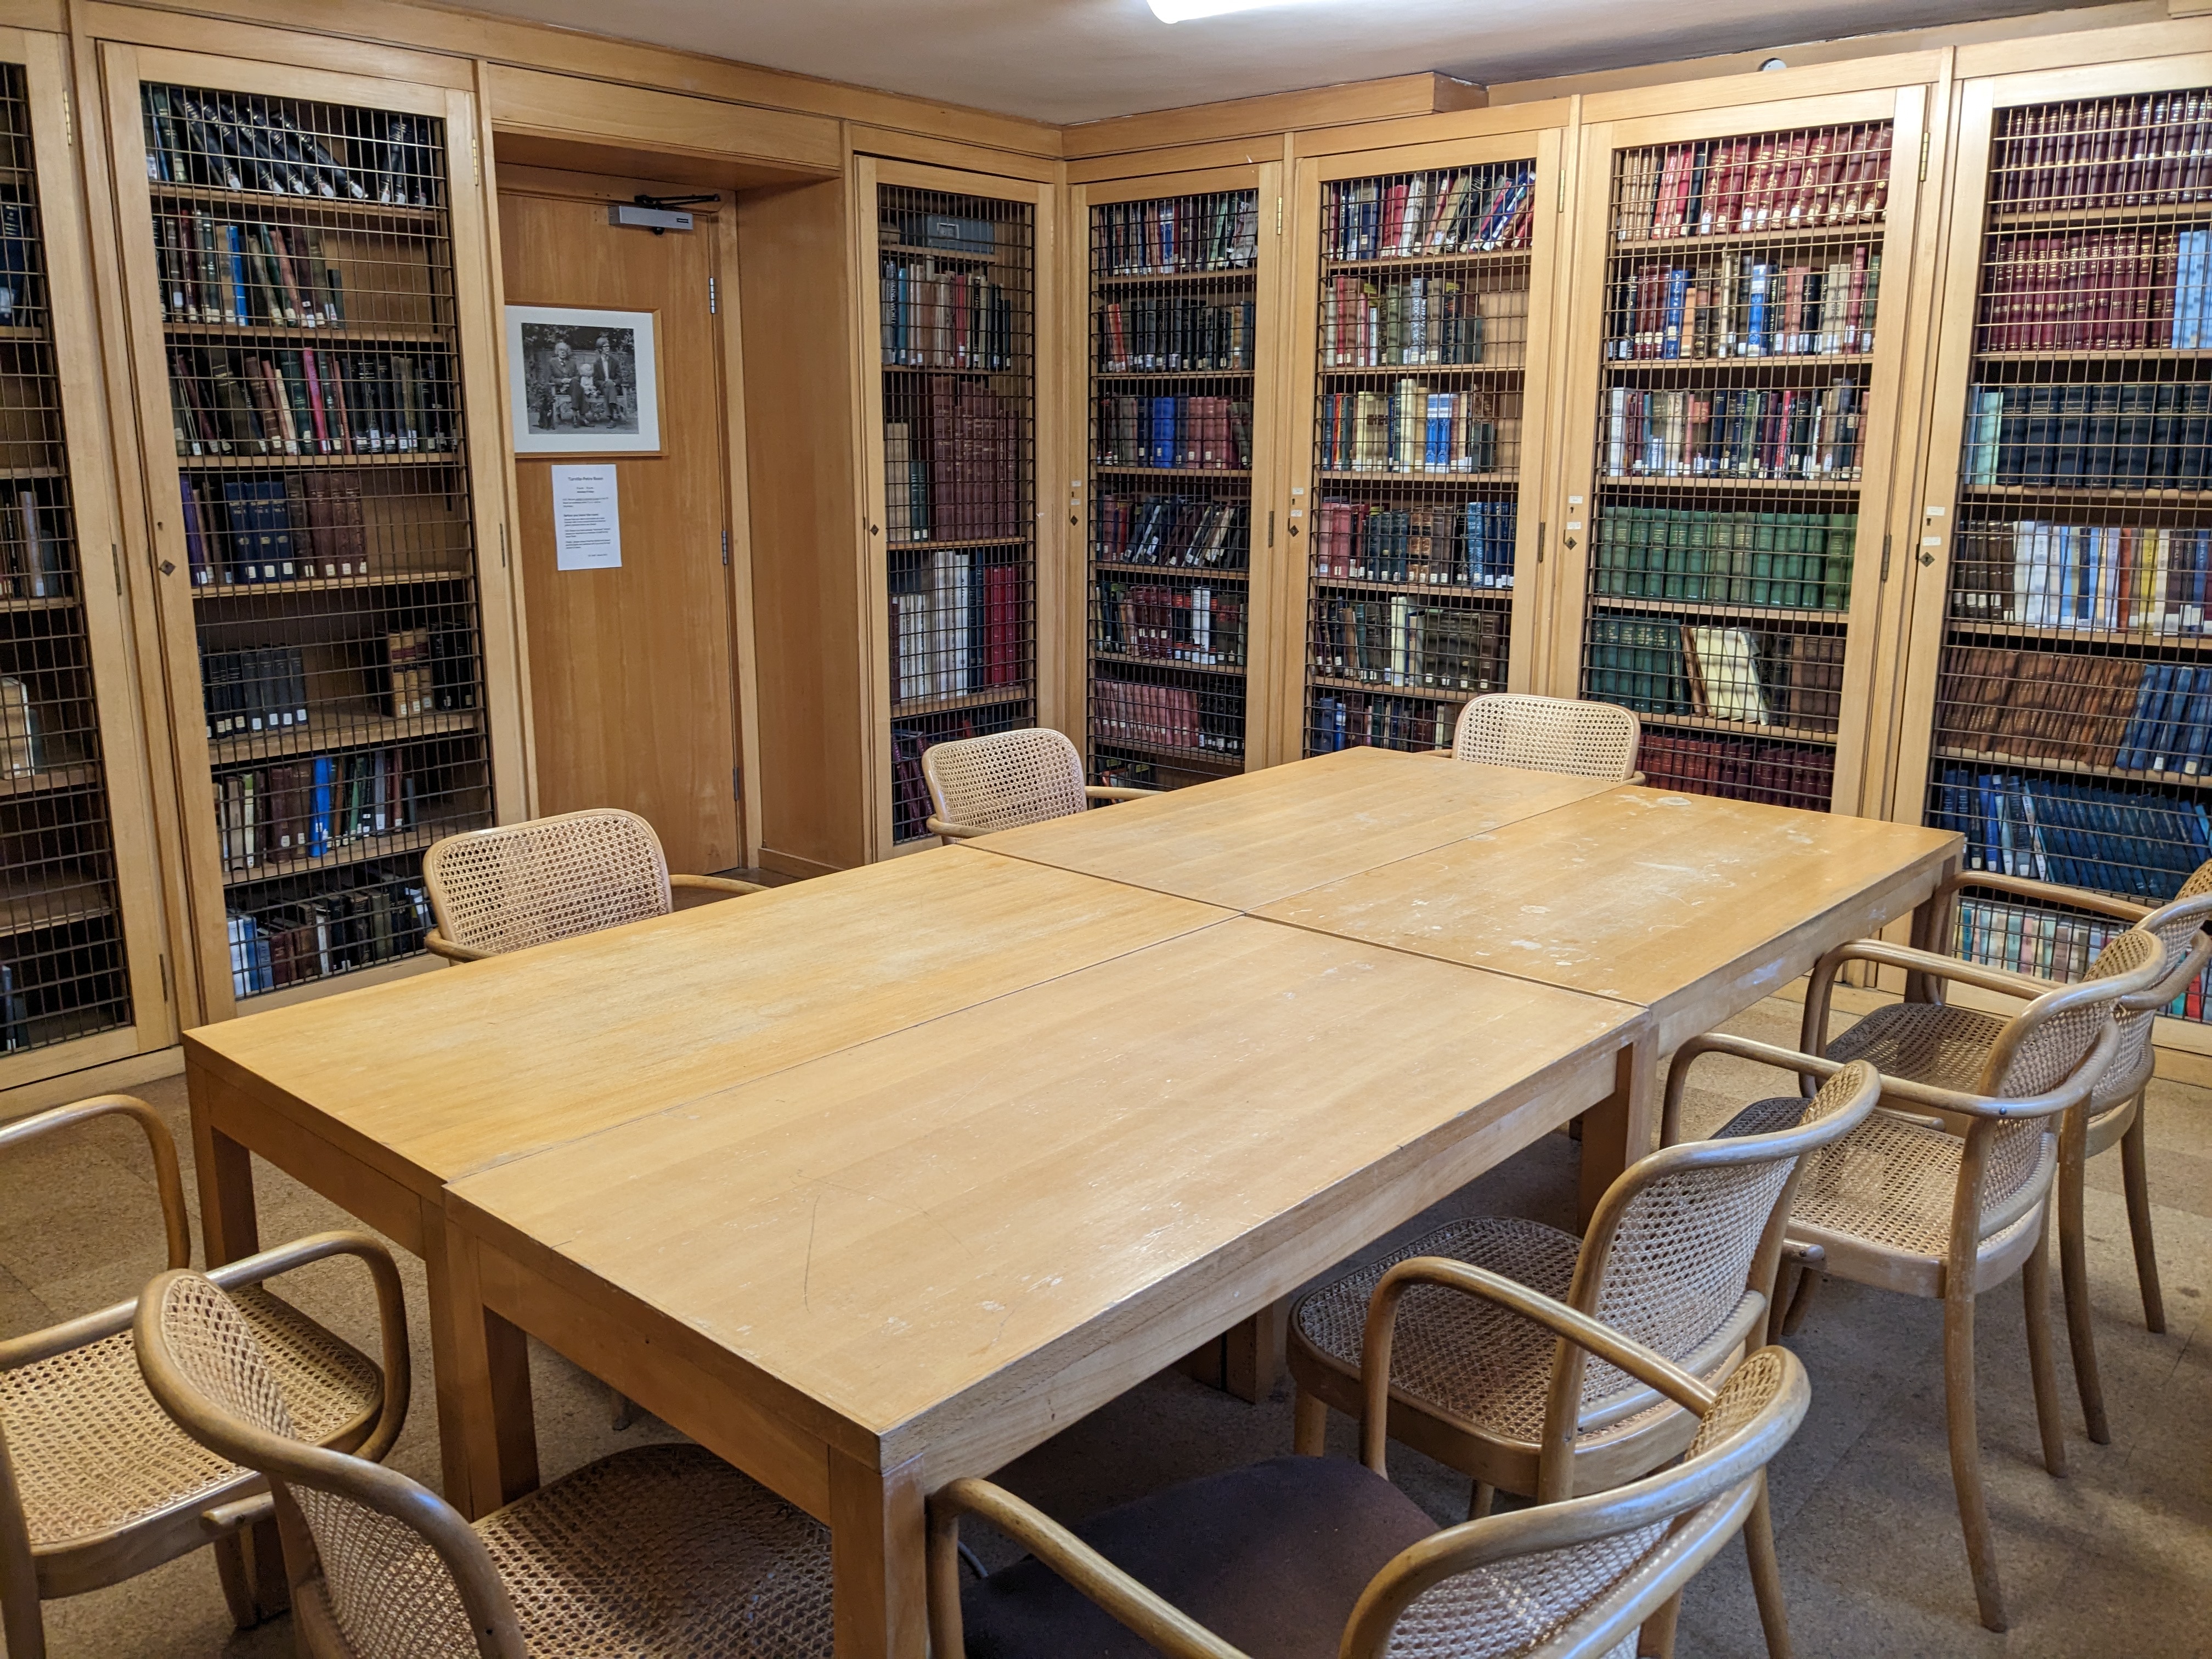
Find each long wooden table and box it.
[184,749,1960,1658]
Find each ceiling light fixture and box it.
[1148,0,1311,21]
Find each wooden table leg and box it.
[432,1213,539,1518]
[831,1447,929,1659]
[1578,1032,1656,1230]
[1905,851,1963,1006]
[1223,1295,1291,1403]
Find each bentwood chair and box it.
[932,1268,1811,1659]
[0,1100,402,1659]
[1288,1060,1878,1658]
[1908,860,2212,1443]
[135,1253,834,1659]
[420,806,763,963]
[1451,693,1645,782]
[921,727,1153,843]
[1696,924,2164,1632]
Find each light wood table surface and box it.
[183,848,1227,1511]
[952,742,1621,910]
[441,917,1646,1659]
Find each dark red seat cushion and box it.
[958,1454,1437,1658]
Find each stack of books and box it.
[1933,764,2211,899]
[1090,678,1238,758]
[1613,125,1892,242]
[1604,381,1865,480]
[143,86,439,206]
[1309,692,1453,753]
[1324,166,1535,261]
[879,256,1014,370]
[1976,226,2210,351]
[1948,520,2212,629]
[1960,381,2212,489]
[1592,505,1855,610]
[154,212,347,327]
[1606,248,1880,359]
[888,549,1027,703]
[1094,494,1248,569]
[1320,274,1487,366]
[179,472,375,585]
[1093,395,1254,470]
[1096,192,1257,275]
[1991,92,2212,212]
[167,345,456,456]
[1317,381,1503,473]
[1098,295,1253,372]
[227,877,436,996]
[1311,498,1516,588]
[1640,730,1836,806]
[1095,581,1245,667]
[883,379,1022,543]
[1953,891,2212,1020]
[1310,597,1502,694]
[1587,615,1844,732]
[1939,645,2212,776]
[214,750,419,873]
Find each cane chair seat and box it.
[1450,694,1642,782]
[4,1286,380,1569]
[293,1443,833,1659]
[1821,1002,2008,1093]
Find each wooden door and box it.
[499,180,740,874]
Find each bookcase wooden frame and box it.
[852,155,1059,861]
[1069,160,1288,781]
[0,25,172,1090]
[98,41,528,1023]
[1887,50,2212,1041]
[1546,83,1937,817]
[1283,123,1571,760]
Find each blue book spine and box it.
[1745,265,1770,358]
[1661,268,1689,359]
[224,224,248,326]
[311,756,334,856]
[179,476,208,584]
[2115,665,2160,771]
[1150,397,1176,468]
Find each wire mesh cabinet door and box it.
[1077,162,1282,786]
[1895,53,2212,1011]
[1286,124,1568,761]
[0,29,171,1084]
[860,157,1054,858]
[1551,81,1935,815]
[101,44,524,1022]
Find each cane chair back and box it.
[137,1269,834,1659]
[423,808,674,958]
[1450,695,1641,782]
[2094,872,2212,1112]
[922,727,1089,836]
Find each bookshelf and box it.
[868,173,1040,846]
[1557,91,1927,811]
[1901,71,2212,1025]
[1289,132,1564,759]
[1085,180,1263,787]
[105,48,519,1020]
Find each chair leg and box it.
[2120,1102,2165,1335]
[2056,1108,2108,1446]
[3,1581,46,1659]
[2022,1208,2068,1478]
[1468,1480,1495,1522]
[1637,1592,1683,1658]
[1293,1385,1328,1457]
[1781,1268,1820,1337]
[1745,1472,1793,1659]
[610,1384,635,1432]
[1943,1279,2007,1632]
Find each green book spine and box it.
[1750,512,1778,607]
[1685,511,1711,603]
[1825,512,1854,611]
[1726,511,1753,605]
[1661,509,1687,600]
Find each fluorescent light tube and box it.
[1149,0,1307,21]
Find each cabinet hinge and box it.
[1880,533,1893,582]
[1267,509,1276,548]
[721,528,730,566]
[1536,521,1547,563]
[1918,131,1931,182]
[499,521,509,568]
[1557,171,1566,213]
[59,86,72,149]
[158,953,171,1004]
[471,132,481,187]
[1274,196,1282,238]
[732,765,743,800]
[110,543,122,595]
[709,274,719,314]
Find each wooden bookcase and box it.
[1893,54,2212,1021]
[856,159,1054,853]
[0,27,170,1088]
[1550,83,1933,812]
[1075,164,1283,787]
[1284,125,1568,758]
[101,43,524,1022]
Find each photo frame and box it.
[505,304,661,455]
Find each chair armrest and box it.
[1660,1033,1841,1144]
[1932,867,2152,926]
[1083,786,1155,803]
[927,1479,1252,1659]
[0,1095,188,1272]
[1816,938,2060,1004]
[424,929,489,963]
[926,816,991,841]
[669,873,766,897]
[1628,771,1646,786]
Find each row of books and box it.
[1613,126,1893,244]
[882,378,1023,543]
[1960,382,2212,490]
[1602,381,1865,482]
[0,201,40,328]
[1093,192,1259,276]
[1605,249,1881,360]
[0,488,65,600]
[887,549,1027,703]
[1093,494,1249,570]
[1977,228,2212,352]
[1953,893,2212,1022]
[878,257,1017,373]
[200,644,306,737]
[142,86,439,208]
[1318,385,1503,475]
[1310,692,1456,754]
[1990,93,2212,213]
[227,877,437,998]
[153,209,349,329]
[1311,498,1518,589]
[1093,396,1254,471]
[1640,731,1836,808]
[1097,296,1254,374]
[1950,521,2212,632]
[1319,275,1491,367]
[1323,167,1536,263]
[1591,506,1857,612]
[1311,597,1503,695]
[179,473,370,584]
[1094,582,1246,668]
[168,345,456,458]
[1090,677,1242,759]
[200,631,475,740]
[1933,765,2211,900]
[1939,647,2212,776]
[214,748,422,873]
[1588,616,1845,733]
[0,678,43,778]
[0,963,35,1053]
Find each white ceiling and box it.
[459,0,2094,125]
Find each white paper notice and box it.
[551,464,622,571]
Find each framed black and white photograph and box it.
[505,304,661,455]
